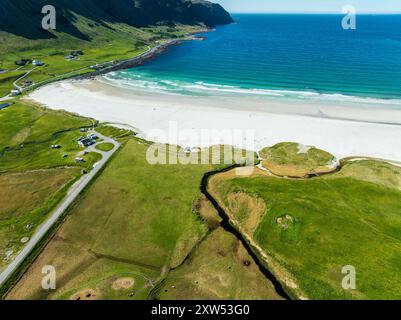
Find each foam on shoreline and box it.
[102,73,401,108]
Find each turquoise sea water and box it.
[104,14,401,103]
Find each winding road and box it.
[0,130,120,287]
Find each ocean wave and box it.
[101,73,401,106]
[183,83,285,97]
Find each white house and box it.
[32,60,44,66]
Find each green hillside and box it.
[0,0,232,42]
[0,0,232,98]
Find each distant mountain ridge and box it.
[0,0,233,40]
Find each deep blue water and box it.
[105,14,401,101]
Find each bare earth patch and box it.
[276,214,294,229]
[71,289,99,300]
[226,192,266,234]
[112,277,135,290]
[10,127,31,146]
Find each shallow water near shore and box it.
[104,14,401,106]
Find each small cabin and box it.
[32,60,44,66]
[78,138,95,148]
[15,59,30,66]
[87,134,98,140]
[71,50,84,56]
[90,64,102,70]
[10,89,21,96]
[21,79,33,87]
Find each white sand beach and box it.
[27,79,401,161]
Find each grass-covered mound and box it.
[259,142,338,178]
[209,161,401,299]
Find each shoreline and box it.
[26,78,401,162]
[75,29,212,81]
[99,75,401,126]
[74,39,184,80]
[12,27,211,98]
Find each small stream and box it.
[200,165,291,300]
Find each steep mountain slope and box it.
[0,0,233,40]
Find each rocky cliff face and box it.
[0,0,233,39]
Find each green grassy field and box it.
[0,167,80,271]
[155,195,281,300]
[0,71,24,96]
[0,101,101,172]
[0,101,102,273]
[156,227,282,300]
[3,100,401,300]
[95,142,115,152]
[327,160,401,190]
[6,139,272,300]
[209,160,401,299]
[95,124,135,140]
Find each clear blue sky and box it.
[214,0,401,14]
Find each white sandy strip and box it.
[27,79,401,161]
